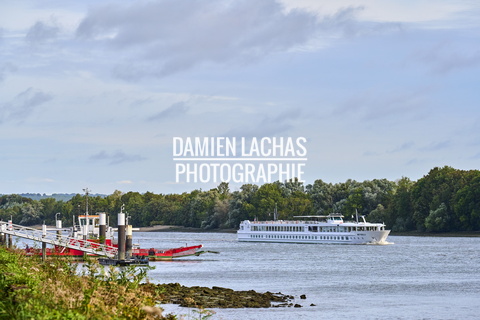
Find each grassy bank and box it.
[0,247,172,319]
[0,247,294,319]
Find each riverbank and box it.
[390,231,480,237]
[0,247,295,319]
[139,225,237,233]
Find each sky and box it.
[1,0,479,195]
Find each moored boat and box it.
[237,213,390,244]
[25,212,211,260]
[132,245,207,261]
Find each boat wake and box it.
[367,240,394,245]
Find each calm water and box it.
[131,232,480,320]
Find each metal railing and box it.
[0,221,118,258]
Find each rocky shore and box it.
[141,282,302,308]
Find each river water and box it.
[131,232,480,320]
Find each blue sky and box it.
[1,0,479,195]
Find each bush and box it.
[0,248,171,319]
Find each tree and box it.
[425,203,449,232]
[306,179,334,214]
[412,166,463,231]
[227,184,258,228]
[454,173,480,231]
[388,177,415,232]
[19,202,44,225]
[251,183,283,220]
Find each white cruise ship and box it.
[237,214,390,244]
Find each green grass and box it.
[0,247,175,320]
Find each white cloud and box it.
[74,0,398,79]
[281,0,477,27]
[117,180,133,184]
[89,150,147,165]
[0,88,53,124]
[25,21,60,45]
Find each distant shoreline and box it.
[137,225,238,233]
[390,231,480,237]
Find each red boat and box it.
[132,245,207,261]
[25,213,213,261]
[26,242,207,261]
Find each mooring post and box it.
[7,220,13,249]
[56,214,62,240]
[118,209,126,261]
[42,223,47,261]
[0,223,5,246]
[99,212,107,244]
[126,224,132,259]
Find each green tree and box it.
[251,183,283,220]
[454,172,480,231]
[388,177,415,232]
[227,184,258,227]
[425,203,449,232]
[306,179,334,214]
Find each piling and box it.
[0,223,5,246]
[117,211,126,260]
[99,212,106,244]
[126,225,133,259]
[56,219,62,240]
[42,224,47,261]
[7,220,13,249]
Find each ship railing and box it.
[247,220,325,225]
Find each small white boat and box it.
[237,213,390,244]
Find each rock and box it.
[300,294,307,299]
[141,282,294,309]
[294,304,302,308]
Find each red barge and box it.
[25,213,213,261]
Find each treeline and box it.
[1,166,479,233]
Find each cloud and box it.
[25,177,56,185]
[25,21,60,45]
[89,150,146,165]
[76,1,379,79]
[0,88,52,124]
[148,101,189,121]
[0,63,17,82]
[421,140,451,152]
[412,36,480,75]
[224,108,302,138]
[388,141,415,153]
[333,88,429,123]
[431,50,480,74]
